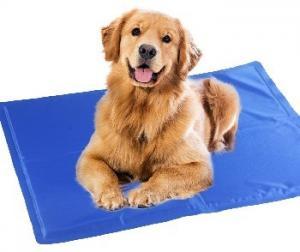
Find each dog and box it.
[76,9,240,210]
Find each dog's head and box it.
[102,9,201,88]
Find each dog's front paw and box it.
[93,188,126,210]
[128,186,167,208]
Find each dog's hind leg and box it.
[201,78,240,152]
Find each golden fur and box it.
[76,9,240,210]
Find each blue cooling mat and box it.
[1,62,300,244]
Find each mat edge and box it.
[252,62,300,124]
[0,105,44,243]
[40,188,300,244]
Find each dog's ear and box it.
[101,9,137,62]
[177,24,202,80]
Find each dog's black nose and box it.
[139,44,157,60]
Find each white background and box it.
[0,0,300,251]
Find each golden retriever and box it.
[76,9,240,210]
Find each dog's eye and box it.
[162,35,171,43]
[131,27,141,36]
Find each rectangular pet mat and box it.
[1,61,300,243]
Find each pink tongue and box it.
[134,68,153,83]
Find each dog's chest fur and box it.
[96,85,205,180]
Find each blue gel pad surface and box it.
[1,62,300,244]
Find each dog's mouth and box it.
[127,59,165,85]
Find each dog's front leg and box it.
[76,153,126,210]
[128,161,213,207]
